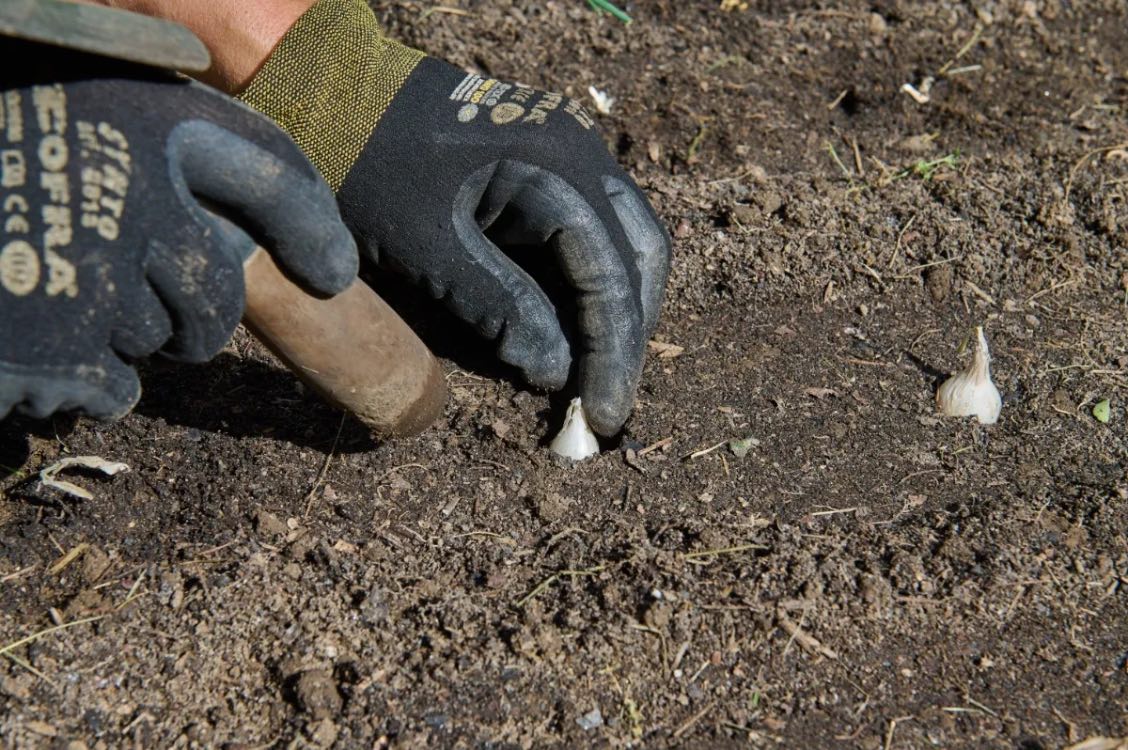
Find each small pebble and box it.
[577,708,603,731]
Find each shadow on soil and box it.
[132,355,378,453]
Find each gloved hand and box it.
[0,41,358,421]
[239,0,671,436]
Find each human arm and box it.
[83,0,315,93]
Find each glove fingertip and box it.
[260,195,359,296]
[85,382,142,422]
[71,357,143,421]
[579,354,639,437]
[144,239,245,363]
[310,226,361,296]
[1,359,141,422]
[581,394,630,438]
[526,364,569,392]
[497,326,571,392]
[173,120,359,298]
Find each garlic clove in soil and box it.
[549,397,600,461]
[936,326,1003,425]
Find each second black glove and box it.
[0,42,358,420]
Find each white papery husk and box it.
[936,326,1003,425]
[39,456,130,499]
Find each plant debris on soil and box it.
[2,1,1127,748]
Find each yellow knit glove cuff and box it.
[238,0,424,191]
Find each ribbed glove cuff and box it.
[237,0,424,190]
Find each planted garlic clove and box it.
[549,397,600,461]
[936,326,1003,425]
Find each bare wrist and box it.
[91,0,316,92]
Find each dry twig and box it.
[777,611,839,659]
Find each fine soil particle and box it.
[3,1,1127,748]
[293,670,344,721]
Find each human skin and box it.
[86,0,316,92]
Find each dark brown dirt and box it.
[3,1,1127,748]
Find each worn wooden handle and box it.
[241,247,445,436]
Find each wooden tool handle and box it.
[241,247,445,436]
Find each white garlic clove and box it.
[587,85,615,115]
[549,397,600,461]
[936,326,1003,425]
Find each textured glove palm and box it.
[240,0,671,436]
[0,43,358,420]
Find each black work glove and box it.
[0,41,358,421]
[341,60,672,437]
[239,0,671,436]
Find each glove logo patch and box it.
[0,240,39,296]
[2,85,134,301]
[448,74,593,130]
[2,85,82,299]
[76,121,132,243]
[456,103,479,123]
[490,102,525,125]
[2,150,27,189]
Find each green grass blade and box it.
[587,0,632,24]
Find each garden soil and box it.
[2,1,1127,747]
